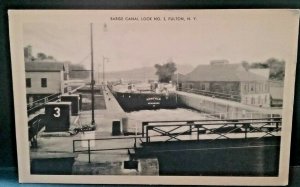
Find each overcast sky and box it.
[23,10,299,72]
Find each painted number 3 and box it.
[53,107,60,118]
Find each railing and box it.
[193,111,280,120]
[142,118,281,143]
[27,93,61,115]
[28,114,45,148]
[73,118,281,163]
[73,136,143,163]
[180,88,241,102]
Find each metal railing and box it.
[180,88,241,102]
[28,114,45,148]
[73,117,281,163]
[27,93,61,115]
[142,117,281,143]
[73,136,142,163]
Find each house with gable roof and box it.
[25,61,66,104]
[178,60,271,107]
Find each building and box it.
[249,68,284,107]
[268,80,284,107]
[178,60,271,107]
[249,68,270,79]
[25,61,65,104]
[24,45,34,62]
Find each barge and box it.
[110,82,178,111]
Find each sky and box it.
[22,10,299,72]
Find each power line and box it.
[75,53,90,65]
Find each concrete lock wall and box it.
[178,92,278,119]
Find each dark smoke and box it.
[155,62,177,83]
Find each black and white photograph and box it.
[8,10,299,185]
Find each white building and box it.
[25,61,65,104]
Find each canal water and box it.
[124,107,216,134]
[126,108,214,121]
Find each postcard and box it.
[8,9,299,185]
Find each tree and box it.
[37,53,47,60]
[155,62,177,83]
[249,62,269,69]
[267,58,285,81]
[241,61,250,71]
[47,55,55,60]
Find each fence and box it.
[73,136,142,163]
[73,117,281,163]
[180,88,241,102]
[27,93,61,115]
[28,114,45,148]
[142,117,282,143]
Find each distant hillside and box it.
[98,64,194,82]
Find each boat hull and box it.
[113,91,178,111]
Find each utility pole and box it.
[103,56,109,88]
[176,72,178,103]
[177,72,179,90]
[90,23,95,126]
[103,56,105,86]
[98,64,101,85]
[102,23,108,89]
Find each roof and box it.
[184,63,268,82]
[249,68,270,78]
[25,62,65,72]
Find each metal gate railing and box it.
[142,118,281,143]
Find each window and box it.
[260,84,263,92]
[201,84,205,90]
[265,84,269,92]
[251,97,255,105]
[26,78,31,88]
[41,78,47,87]
[230,85,236,92]
[244,84,249,93]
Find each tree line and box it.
[24,46,89,79]
[242,58,285,81]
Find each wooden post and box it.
[146,126,149,143]
[244,124,248,139]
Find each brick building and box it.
[177,60,271,107]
